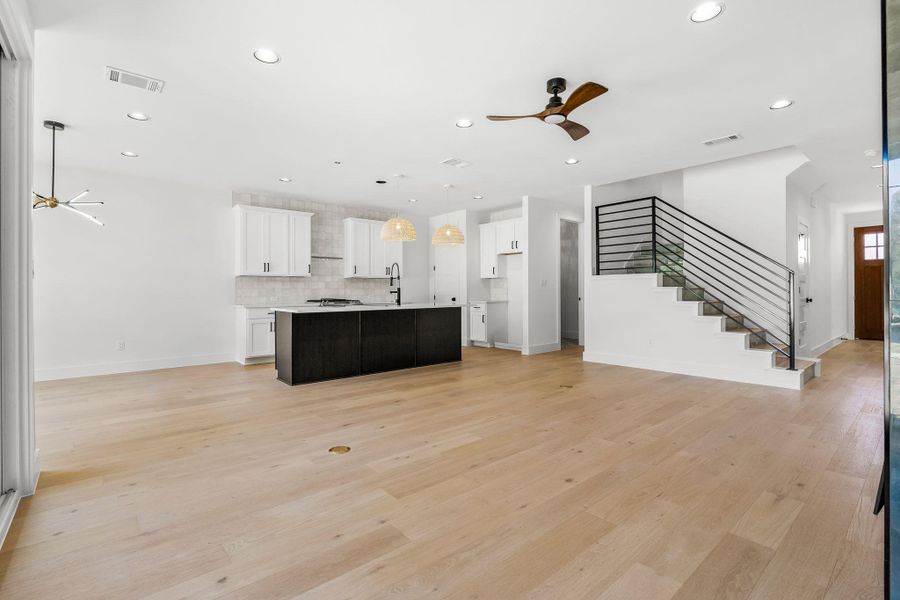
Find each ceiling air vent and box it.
[440,157,471,168]
[703,133,743,147]
[105,66,165,94]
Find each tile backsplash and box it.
[233,191,400,306]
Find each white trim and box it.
[582,351,805,390]
[0,491,21,549]
[494,342,521,352]
[809,336,844,358]
[522,342,562,356]
[35,353,235,382]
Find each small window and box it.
[863,230,885,261]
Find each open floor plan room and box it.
[0,342,883,598]
[0,0,895,598]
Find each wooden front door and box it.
[854,226,885,340]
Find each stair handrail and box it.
[594,196,796,371]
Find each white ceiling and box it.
[27,0,882,215]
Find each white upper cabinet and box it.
[344,218,371,277]
[343,218,404,278]
[480,223,499,278]
[289,213,313,276]
[496,218,523,255]
[234,205,313,277]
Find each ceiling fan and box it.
[33,120,104,226]
[487,77,608,141]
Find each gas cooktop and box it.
[307,298,363,307]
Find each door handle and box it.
[805,297,813,303]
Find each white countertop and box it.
[272,302,462,314]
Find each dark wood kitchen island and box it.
[274,304,462,385]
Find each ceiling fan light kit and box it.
[33,120,104,226]
[486,77,608,141]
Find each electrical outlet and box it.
[116,340,126,351]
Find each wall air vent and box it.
[702,133,743,147]
[105,66,165,94]
[440,157,471,168]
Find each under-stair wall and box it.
[583,273,815,389]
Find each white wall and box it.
[682,147,809,263]
[34,167,235,380]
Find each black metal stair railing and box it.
[594,196,796,370]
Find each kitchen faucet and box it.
[389,262,401,306]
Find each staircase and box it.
[592,196,818,389]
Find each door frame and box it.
[796,218,810,355]
[845,212,885,339]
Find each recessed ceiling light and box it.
[769,99,793,110]
[253,48,280,64]
[278,177,292,182]
[127,111,150,121]
[473,195,484,200]
[408,198,418,203]
[690,2,724,22]
[565,158,580,165]
[456,119,473,129]
[121,151,139,158]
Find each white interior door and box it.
[797,221,810,354]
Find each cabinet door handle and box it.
[308,263,311,274]
[492,266,495,275]
[354,265,357,275]
[482,315,485,323]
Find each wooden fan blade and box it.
[559,82,608,116]
[486,114,540,121]
[558,120,590,141]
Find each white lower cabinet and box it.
[468,301,508,346]
[236,307,276,364]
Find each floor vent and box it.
[440,157,471,168]
[703,133,743,147]
[105,66,165,94]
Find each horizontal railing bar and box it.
[596,231,654,240]
[597,241,652,250]
[654,219,790,303]
[654,197,793,274]
[653,238,790,329]
[597,214,653,226]
[596,267,654,272]
[595,197,656,210]
[597,222,653,233]
[655,212,791,287]
[655,251,790,345]
[597,258,652,264]
[595,205,654,218]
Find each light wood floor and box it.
[0,342,884,599]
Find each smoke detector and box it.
[105,66,165,94]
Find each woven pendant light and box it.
[432,184,465,246]
[379,174,417,242]
[432,223,465,246]
[381,217,417,241]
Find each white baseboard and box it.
[0,491,21,550]
[237,355,275,366]
[494,342,521,352]
[523,342,562,356]
[808,336,845,358]
[582,351,803,390]
[35,353,235,382]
